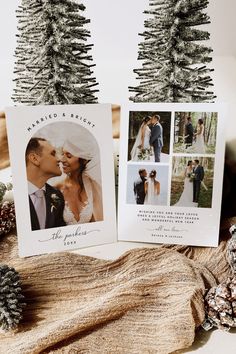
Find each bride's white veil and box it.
[130,123,144,160]
[63,136,103,221]
[145,178,155,204]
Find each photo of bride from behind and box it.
[144,170,160,205]
[130,116,153,161]
[127,164,168,206]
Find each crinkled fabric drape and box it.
[0,226,232,354]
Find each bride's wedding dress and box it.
[144,178,159,205]
[194,125,206,153]
[174,168,198,207]
[131,125,153,161]
[188,125,206,154]
[62,177,94,225]
[63,200,93,225]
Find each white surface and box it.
[1,0,236,352]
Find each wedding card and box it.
[6,104,116,257]
[5,102,227,256]
[118,103,226,247]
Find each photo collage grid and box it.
[126,110,218,209]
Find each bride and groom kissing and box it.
[175,160,205,207]
[134,168,160,205]
[26,136,103,231]
[131,115,163,162]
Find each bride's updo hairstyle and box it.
[198,118,204,125]
[142,116,151,124]
[187,160,192,166]
[149,170,156,178]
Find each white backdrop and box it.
[126,164,169,205]
[1,0,236,139]
[1,2,236,352]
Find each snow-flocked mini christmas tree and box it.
[129,0,215,103]
[12,0,98,105]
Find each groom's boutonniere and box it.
[50,194,60,212]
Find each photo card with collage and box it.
[118,103,226,247]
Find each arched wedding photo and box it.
[173,111,218,154]
[26,121,103,231]
[170,156,215,208]
[127,111,171,163]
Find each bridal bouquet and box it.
[137,147,152,161]
[189,173,196,182]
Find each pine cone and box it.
[203,276,236,331]
[0,183,7,203]
[0,265,26,331]
[227,225,236,274]
[0,201,16,236]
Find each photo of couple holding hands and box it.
[26,124,103,231]
[173,159,205,207]
[171,157,214,209]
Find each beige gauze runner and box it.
[0,227,232,354]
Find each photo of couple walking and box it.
[171,157,214,208]
[128,111,171,163]
[126,165,169,206]
[174,112,218,154]
[26,122,103,231]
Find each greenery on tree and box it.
[13,0,98,105]
[129,0,215,103]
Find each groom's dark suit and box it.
[193,165,204,203]
[185,121,194,147]
[134,177,146,204]
[150,123,163,162]
[29,183,66,231]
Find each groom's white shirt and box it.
[28,181,46,199]
[28,181,46,228]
